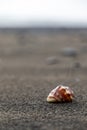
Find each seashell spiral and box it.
[47,85,74,103]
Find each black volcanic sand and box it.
[0,57,87,130]
[0,30,87,130]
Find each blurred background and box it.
[0,0,87,81]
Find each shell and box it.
[47,85,74,103]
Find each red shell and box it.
[47,85,74,102]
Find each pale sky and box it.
[0,0,87,27]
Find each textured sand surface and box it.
[0,28,87,130]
